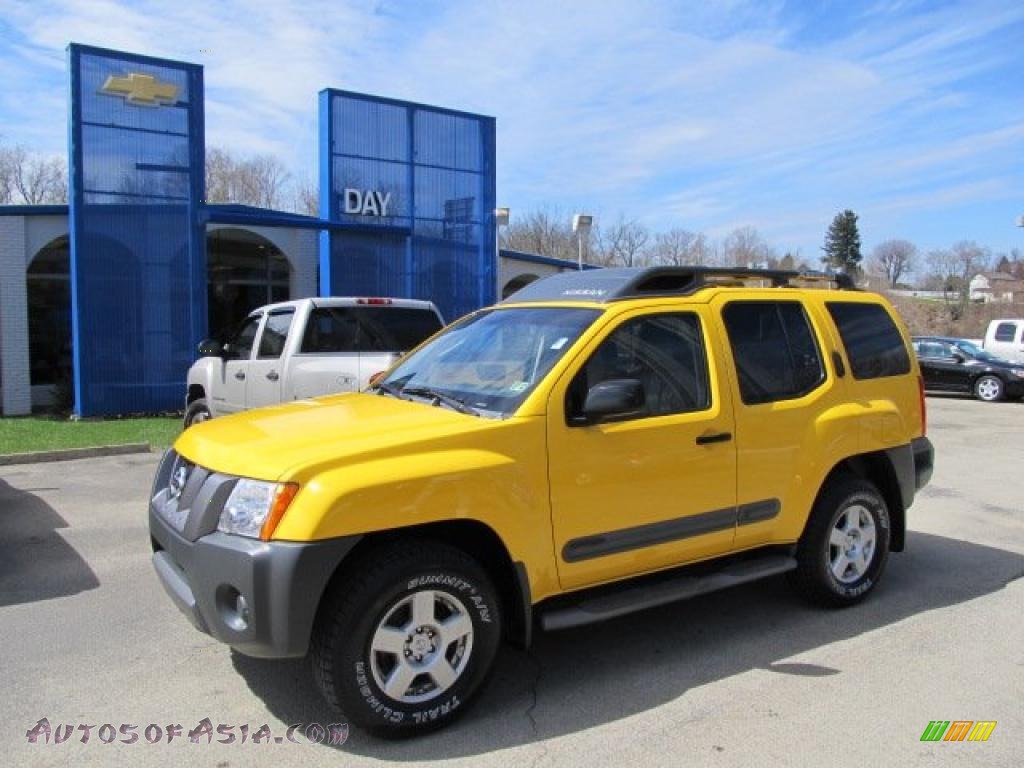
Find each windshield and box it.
[378,306,601,418]
[955,340,1001,362]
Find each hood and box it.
[173,392,499,481]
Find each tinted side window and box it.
[723,302,825,405]
[568,313,710,421]
[353,307,444,352]
[994,322,1017,342]
[827,302,911,379]
[257,310,294,359]
[228,315,261,360]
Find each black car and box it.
[912,336,1024,402]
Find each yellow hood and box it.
[173,392,496,481]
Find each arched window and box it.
[26,236,72,390]
[207,228,291,338]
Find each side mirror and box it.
[197,339,223,357]
[572,378,646,426]
[951,352,966,363]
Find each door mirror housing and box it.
[572,378,646,426]
[198,338,223,357]
[951,352,966,363]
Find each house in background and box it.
[969,271,1024,303]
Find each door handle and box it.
[696,431,732,445]
[234,371,245,381]
[266,371,279,382]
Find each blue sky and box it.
[1,0,1022,260]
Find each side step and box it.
[539,553,797,631]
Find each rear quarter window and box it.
[827,302,910,379]
[994,322,1018,342]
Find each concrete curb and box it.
[0,442,152,466]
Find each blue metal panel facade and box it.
[68,44,205,416]
[319,90,496,321]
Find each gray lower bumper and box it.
[149,506,361,658]
[912,436,934,491]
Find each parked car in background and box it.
[982,318,1024,363]
[184,298,445,426]
[912,336,1024,402]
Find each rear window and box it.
[994,322,1018,342]
[301,307,443,354]
[827,302,910,379]
[722,301,825,405]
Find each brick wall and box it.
[0,216,32,415]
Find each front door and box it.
[547,308,738,590]
[248,309,295,408]
[217,313,262,414]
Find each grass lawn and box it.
[0,416,182,456]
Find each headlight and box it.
[218,479,299,540]
[1011,369,1024,379]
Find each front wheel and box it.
[183,398,212,428]
[790,475,891,607]
[311,541,502,737]
[974,375,1004,402]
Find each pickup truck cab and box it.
[150,267,933,737]
[185,297,444,425]
[982,318,1024,363]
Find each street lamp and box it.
[494,206,510,261]
[572,214,593,271]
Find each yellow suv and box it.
[149,267,934,736]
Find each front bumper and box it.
[148,453,360,658]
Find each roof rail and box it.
[502,266,857,304]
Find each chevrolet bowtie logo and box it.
[100,72,179,107]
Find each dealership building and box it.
[0,43,583,417]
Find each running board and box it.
[540,553,797,631]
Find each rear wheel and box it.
[974,375,1004,402]
[311,540,502,737]
[790,475,891,607]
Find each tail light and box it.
[918,374,927,436]
[368,371,385,387]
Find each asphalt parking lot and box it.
[2,394,1022,767]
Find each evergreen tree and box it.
[822,209,862,275]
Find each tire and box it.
[183,398,212,428]
[311,540,502,738]
[790,475,891,607]
[974,375,1004,402]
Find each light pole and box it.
[572,214,593,271]
[494,206,509,264]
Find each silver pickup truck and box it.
[184,297,444,426]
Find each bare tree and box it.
[596,215,651,267]
[650,228,711,266]
[0,143,66,204]
[926,241,990,320]
[870,239,917,287]
[292,178,319,217]
[500,207,578,261]
[205,146,290,209]
[722,226,773,268]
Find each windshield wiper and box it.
[373,381,408,400]
[401,386,479,416]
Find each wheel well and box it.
[815,452,906,552]
[317,520,532,648]
[187,385,205,405]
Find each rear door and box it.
[247,308,296,408]
[355,305,445,388]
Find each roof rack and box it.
[502,266,857,304]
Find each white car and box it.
[184,297,444,426]
[982,318,1024,363]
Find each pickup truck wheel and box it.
[184,399,212,428]
[311,541,502,737]
[790,476,891,607]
